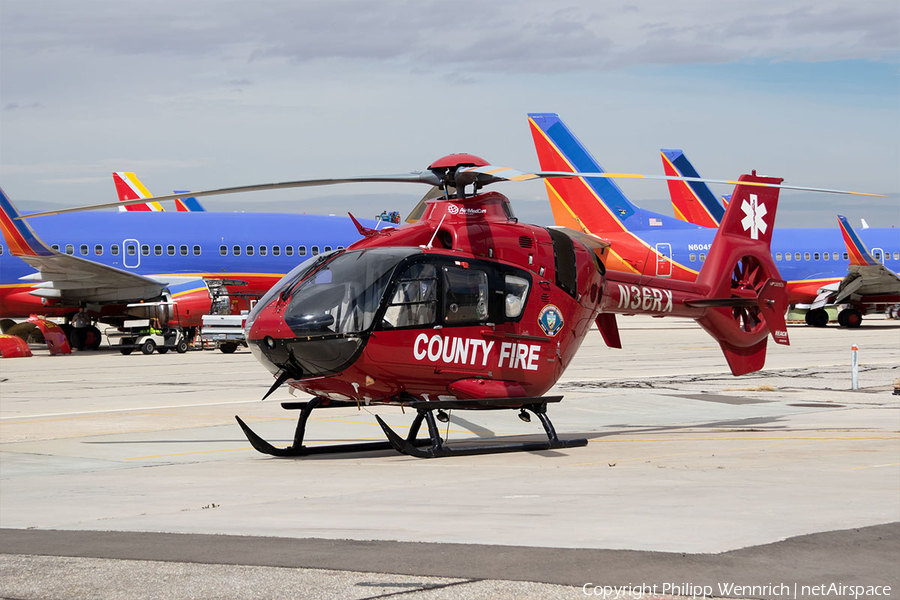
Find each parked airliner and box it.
[0,184,380,348]
[527,112,899,327]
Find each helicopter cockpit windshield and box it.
[244,248,342,337]
[246,246,534,380]
[281,248,418,337]
[245,247,422,379]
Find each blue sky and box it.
[1,0,897,228]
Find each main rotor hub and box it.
[427,153,489,171]
[427,154,490,194]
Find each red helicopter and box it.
[24,153,799,458]
[232,154,793,458]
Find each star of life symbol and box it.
[740,194,768,240]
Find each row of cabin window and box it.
[41,243,344,258]
[50,243,201,257]
[774,250,900,262]
[7,242,897,265]
[689,250,900,263]
[217,244,342,257]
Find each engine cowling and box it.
[163,280,214,328]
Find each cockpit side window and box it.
[382,263,437,328]
[443,266,489,324]
[504,274,529,318]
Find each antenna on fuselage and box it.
[422,213,448,250]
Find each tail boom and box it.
[598,174,789,376]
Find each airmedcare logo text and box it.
[448,204,486,215]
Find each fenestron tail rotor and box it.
[731,255,766,334]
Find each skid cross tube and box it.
[375,396,588,458]
[235,397,431,457]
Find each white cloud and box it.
[2,1,897,71]
[0,0,896,226]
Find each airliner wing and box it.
[812,216,900,307]
[835,262,900,303]
[17,253,166,304]
[1,185,167,304]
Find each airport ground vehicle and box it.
[200,313,248,353]
[106,319,189,355]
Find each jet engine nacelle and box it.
[162,280,215,328]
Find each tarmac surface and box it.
[1,316,898,599]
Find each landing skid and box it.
[376,396,588,458]
[235,397,432,457]
[235,395,587,458]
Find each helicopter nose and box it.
[244,303,365,381]
[245,300,289,341]
[244,305,295,376]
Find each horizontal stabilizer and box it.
[684,297,758,308]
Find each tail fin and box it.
[694,174,790,375]
[660,149,725,227]
[112,172,165,212]
[837,215,878,266]
[528,113,641,233]
[172,191,206,212]
[0,187,56,257]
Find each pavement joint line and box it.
[0,399,269,421]
[0,426,183,442]
[849,462,900,470]
[356,578,481,600]
[0,413,169,425]
[124,447,252,460]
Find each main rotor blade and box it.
[20,172,441,219]
[18,162,885,220]
[405,185,445,224]
[458,166,886,197]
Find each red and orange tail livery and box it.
[838,215,879,266]
[112,172,165,212]
[0,186,56,257]
[660,149,725,228]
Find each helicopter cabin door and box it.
[655,243,672,277]
[367,260,493,376]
